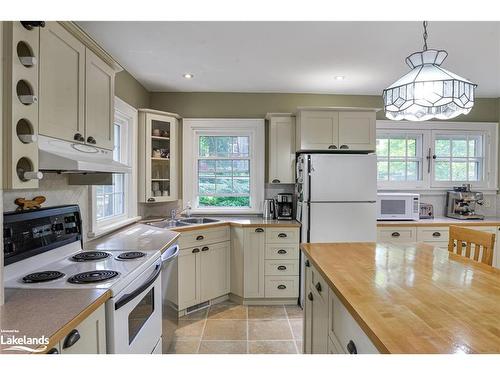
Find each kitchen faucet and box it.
[170,202,192,220]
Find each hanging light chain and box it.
[422,21,428,51]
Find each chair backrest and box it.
[447,225,495,266]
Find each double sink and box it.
[147,217,220,229]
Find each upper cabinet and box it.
[296,107,378,152]
[138,109,180,203]
[267,113,295,184]
[39,22,119,150]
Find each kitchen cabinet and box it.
[267,113,295,184]
[295,108,377,151]
[178,247,200,310]
[200,241,230,301]
[138,109,180,203]
[243,227,266,298]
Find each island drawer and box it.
[328,290,379,354]
[265,244,299,260]
[264,276,299,298]
[377,227,417,243]
[265,227,299,244]
[264,259,299,276]
[416,227,449,242]
[178,226,230,248]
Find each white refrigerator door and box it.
[308,202,376,242]
[308,154,377,202]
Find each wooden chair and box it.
[448,225,495,266]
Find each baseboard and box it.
[229,293,299,306]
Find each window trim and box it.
[88,97,139,238]
[377,120,498,192]
[183,118,265,214]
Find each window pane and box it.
[452,139,467,157]
[407,139,416,157]
[199,136,217,157]
[199,177,216,194]
[198,160,215,175]
[389,161,406,181]
[376,139,388,157]
[435,139,450,157]
[233,177,250,194]
[216,137,233,157]
[199,196,250,207]
[407,161,418,181]
[451,162,467,181]
[435,161,451,181]
[216,160,233,176]
[468,139,476,156]
[377,161,388,181]
[389,139,406,157]
[234,137,249,157]
[233,160,249,176]
[215,177,233,193]
[468,162,479,181]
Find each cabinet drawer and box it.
[377,227,416,243]
[416,227,449,242]
[264,276,299,298]
[264,260,299,276]
[265,227,299,244]
[329,291,379,354]
[265,244,299,260]
[178,225,230,248]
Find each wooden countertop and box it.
[0,288,110,354]
[377,216,500,227]
[300,242,500,354]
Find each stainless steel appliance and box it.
[419,203,434,219]
[377,193,420,221]
[276,193,293,220]
[160,243,179,353]
[296,153,377,306]
[446,184,484,220]
[3,205,163,354]
[263,199,276,219]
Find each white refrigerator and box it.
[296,153,377,306]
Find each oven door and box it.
[107,259,162,354]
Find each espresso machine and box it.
[276,193,293,220]
[445,184,484,220]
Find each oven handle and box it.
[115,262,162,310]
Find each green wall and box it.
[150,92,500,122]
[115,70,150,109]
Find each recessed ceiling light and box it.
[334,75,346,81]
[183,73,194,79]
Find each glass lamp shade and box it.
[383,49,477,121]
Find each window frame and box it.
[376,120,498,192]
[88,97,139,238]
[183,118,265,215]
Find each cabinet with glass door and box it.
[138,109,179,203]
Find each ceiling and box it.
[78,21,500,97]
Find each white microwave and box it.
[377,193,420,221]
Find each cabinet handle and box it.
[346,340,357,354]
[391,232,400,237]
[73,133,84,142]
[315,282,322,292]
[192,248,200,253]
[21,21,45,30]
[87,136,97,145]
[340,145,349,150]
[308,292,313,301]
[46,348,59,354]
[272,179,281,183]
[147,198,156,203]
[305,259,310,267]
[432,232,441,237]
[277,284,286,290]
[196,235,204,241]
[201,246,209,252]
[277,265,287,271]
[328,145,337,150]
[278,233,287,238]
[277,249,287,255]
[255,228,264,233]
[63,329,81,349]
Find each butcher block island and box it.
[301,242,500,354]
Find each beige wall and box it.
[115,70,150,109]
[150,92,500,122]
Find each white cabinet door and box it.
[39,22,85,143]
[495,227,500,268]
[178,248,200,310]
[269,115,295,183]
[60,304,106,354]
[243,227,265,298]
[297,110,338,150]
[200,241,230,301]
[85,48,114,150]
[338,111,376,151]
[303,262,328,354]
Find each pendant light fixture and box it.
[383,21,477,121]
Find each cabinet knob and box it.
[340,145,349,150]
[192,248,200,253]
[305,259,310,267]
[432,232,441,237]
[328,145,337,150]
[201,246,209,252]
[21,21,45,30]
[196,235,204,241]
[315,282,322,292]
[391,232,400,237]
[277,284,286,290]
[255,228,264,233]
[87,136,97,145]
[307,292,313,301]
[277,249,287,255]
[272,179,281,183]
[74,133,84,142]
[278,233,287,238]
[147,198,156,202]
[63,329,81,349]
[346,340,357,354]
[277,265,287,271]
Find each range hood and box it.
[38,135,131,174]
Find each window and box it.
[376,121,497,191]
[89,97,139,238]
[183,119,265,214]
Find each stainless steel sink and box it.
[147,219,189,229]
[179,217,220,225]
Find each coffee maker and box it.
[276,193,293,220]
[445,184,484,220]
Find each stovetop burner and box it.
[71,251,111,262]
[117,251,146,260]
[67,270,119,284]
[22,271,65,283]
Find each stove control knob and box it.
[52,223,64,232]
[4,242,14,254]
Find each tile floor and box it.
[167,302,304,354]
